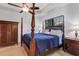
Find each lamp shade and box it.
[72,25,79,31]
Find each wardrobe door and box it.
[0,21,18,47]
[7,24,12,45]
[0,24,1,46]
[1,23,7,46]
[11,23,18,44]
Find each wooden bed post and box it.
[30,3,36,56]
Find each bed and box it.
[21,3,64,56]
[23,33,61,55]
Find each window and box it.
[45,15,64,29]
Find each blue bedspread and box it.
[24,33,59,55]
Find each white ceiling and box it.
[0,3,68,15]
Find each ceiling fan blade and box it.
[19,10,23,13]
[30,7,39,9]
[8,3,21,8]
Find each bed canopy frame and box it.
[21,3,65,56]
[21,3,36,56]
[30,3,36,56]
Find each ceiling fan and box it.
[8,3,39,13]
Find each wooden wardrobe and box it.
[0,21,18,47]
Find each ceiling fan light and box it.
[22,7,29,12]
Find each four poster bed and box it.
[21,3,64,56]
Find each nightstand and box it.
[64,37,79,55]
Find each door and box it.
[7,24,12,45]
[0,23,7,46]
[0,24,1,46]
[10,23,18,44]
[0,21,18,47]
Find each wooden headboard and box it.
[45,15,65,47]
[45,15,64,31]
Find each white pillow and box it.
[43,29,63,37]
[50,30,63,37]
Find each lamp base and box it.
[75,32,78,40]
[75,37,77,40]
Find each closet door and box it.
[0,23,7,46]
[7,23,18,45]
[7,23,12,45]
[0,24,1,46]
[11,23,18,44]
[0,21,18,47]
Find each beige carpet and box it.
[0,45,27,56]
[47,48,72,56]
[0,45,72,56]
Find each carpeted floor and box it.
[0,45,27,56]
[0,45,72,56]
[47,48,72,56]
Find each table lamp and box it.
[73,25,79,40]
